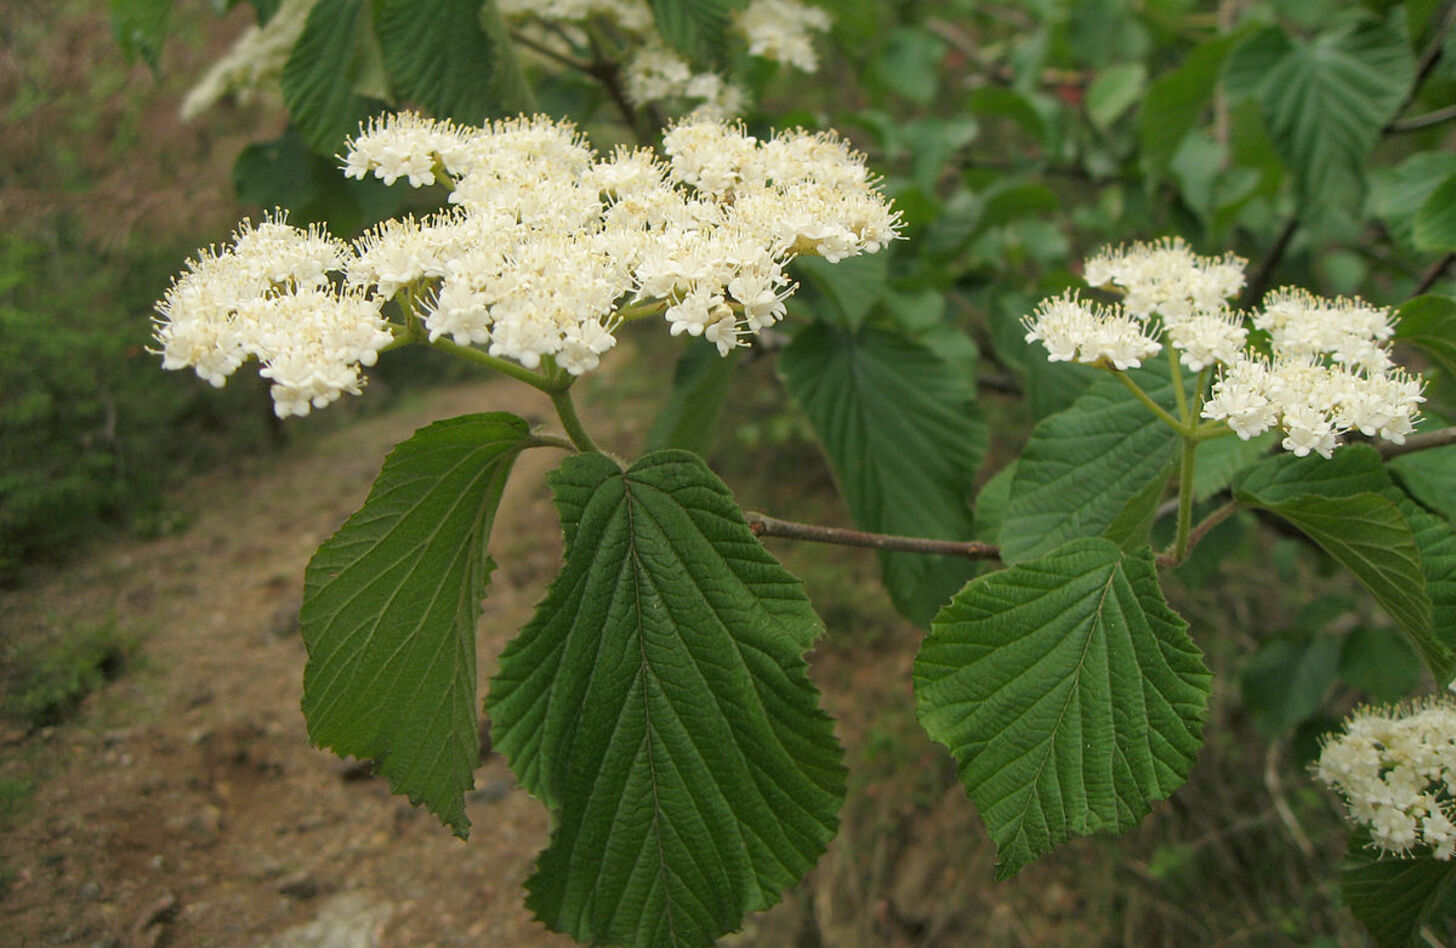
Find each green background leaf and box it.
[488,451,845,947]
[1141,30,1246,174]
[1414,172,1456,252]
[1229,15,1413,218]
[1087,62,1146,130]
[1395,295,1456,379]
[301,412,534,836]
[1342,828,1456,948]
[1000,367,1184,563]
[374,0,500,124]
[649,0,743,62]
[1235,447,1456,683]
[646,338,738,455]
[915,538,1210,879]
[281,0,386,152]
[781,322,987,625]
[1371,153,1456,249]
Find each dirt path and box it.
[2,377,588,948]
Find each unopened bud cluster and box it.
[1022,238,1424,458]
[154,112,899,417]
[1316,698,1456,861]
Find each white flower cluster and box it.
[1202,290,1423,458]
[1316,698,1456,860]
[153,213,393,418]
[1023,238,1425,458]
[180,0,317,121]
[155,112,899,413]
[736,0,834,73]
[500,0,831,117]
[1022,292,1161,370]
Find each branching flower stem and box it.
[430,337,557,391]
[546,382,601,454]
[1113,370,1183,432]
[427,337,601,452]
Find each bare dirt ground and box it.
[2,377,588,948]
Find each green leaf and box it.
[281,0,384,153]
[1340,625,1421,702]
[1342,829,1456,948]
[972,463,1016,545]
[968,86,1046,143]
[781,322,987,625]
[1141,29,1246,173]
[915,538,1211,879]
[374,0,498,123]
[1244,492,1428,640]
[1241,633,1342,735]
[1087,62,1146,130]
[649,0,743,62]
[1237,15,1414,217]
[792,253,889,330]
[870,26,946,105]
[1000,367,1183,563]
[300,413,535,837]
[488,451,845,947]
[1395,295,1456,379]
[1190,432,1276,503]
[1390,443,1456,524]
[111,0,173,72]
[646,338,738,455]
[1370,152,1456,249]
[1234,447,1455,683]
[1414,171,1456,252]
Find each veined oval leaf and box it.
[301,412,536,837]
[1414,172,1456,252]
[488,450,845,948]
[1239,14,1414,217]
[915,537,1211,879]
[281,0,383,152]
[374,0,499,124]
[780,321,987,626]
[1234,446,1455,684]
[1342,827,1456,948]
[1395,296,1456,379]
[1000,366,1184,563]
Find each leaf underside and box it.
[489,450,845,948]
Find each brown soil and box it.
[1,378,586,948]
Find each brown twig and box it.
[1378,425,1456,459]
[1391,0,1456,128]
[1386,104,1456,133]
[744,511,1001,561]
[1413,251,1455,296]
[1239,216,1299,310]
[1156,499,1240,569]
